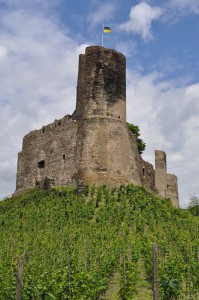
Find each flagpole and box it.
[102,23,104,47]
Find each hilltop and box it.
[0,185,198,299]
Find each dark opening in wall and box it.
[63,155,66,160]
[143,167,145,176]
[42,128,45,133]
[97,61,102,70]
[38,160,45,169]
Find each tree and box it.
[188,195,199,208]
[127,123,146,155]
[187,195,199,216]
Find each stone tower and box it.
[73,46,144,186]
[74,46,126,120]
[16,46,179,207]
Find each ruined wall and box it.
[16,115,77,193]
[166,174,179,207]
[155,150,167,197]
[155,150,179,207]
[142,160,155,191]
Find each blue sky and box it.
[0,0,199,207]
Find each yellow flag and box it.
[104,26,112,33]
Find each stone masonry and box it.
[16,46,179,207]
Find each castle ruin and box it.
[16,46,179,207]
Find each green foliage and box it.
[0,185,199,299]
[159,256,185,299]
[188,195,199,208]
[187,195,199,216]
[127,122,146,155]
[189,205,199,217]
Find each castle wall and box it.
[155,151,179,207]
[74,117,144,186]
[166,174,179,207]
[155,150,167,197]
[16,115,77,193]
[142,160,155,191]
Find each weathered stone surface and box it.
[166,174,179,207]
[74,46,126,121]
[155,150,167,198]
[155,150,179,207]
[16,46,179,206]
[16,115,77,193]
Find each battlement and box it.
[22,115,75,146]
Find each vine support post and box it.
[16,255,24,300]
[152,244,159,300]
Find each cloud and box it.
[115,40,137,57]
[168,0,199,15]
[88,3,116,27]
[0,9,87,199]
[0,0,57,10]
[119,2,163,41]
[126,70,199,207]
[0,45,8,61]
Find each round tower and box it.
[73,46,142,187]
[74,46,126,121]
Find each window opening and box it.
[143,167,145,176]
[38,160,45,169]
[97,61,103,70]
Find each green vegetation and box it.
[127,123,146,155]
[187,195,199,216]
[0,185,199,299]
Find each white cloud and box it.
[0,45,8,61]
[0,0,57,10]
[168,0,199,15]
[88,3,116,27]
[0,9,86,199]
[119,2,163,41]
[126,71,199,207]
[116,40,137,57]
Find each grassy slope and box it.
[0,185,199,300]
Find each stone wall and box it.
[166,174,179,207]
[155,150,179,207]
[16,115,77,193]
[155,150,167,197]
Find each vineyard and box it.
[0,185,199,299]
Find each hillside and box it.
[0,185,198,300]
